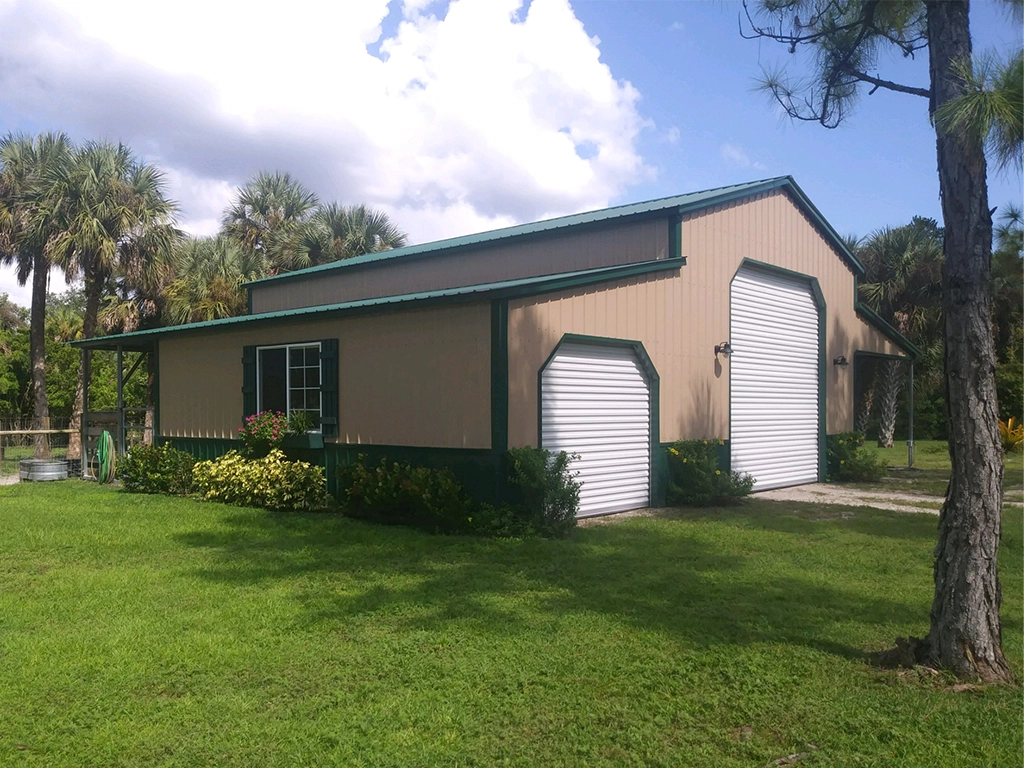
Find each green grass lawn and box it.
[857,439,1023,496]
[1,482,1021,767]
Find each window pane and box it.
[306,367,320,388]
[290,348,304,367]
[305,346,319,366]
[258,348,287,414]
[305,391,320,411]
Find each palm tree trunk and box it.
[29,250,50,460]
[855,359,876,437]
[67,273,101,461]
[923,0,1012,683]
[876,359,904,449]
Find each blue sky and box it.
[571,0,1022,237]
[0,0,1020,306]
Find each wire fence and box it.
[0,418,73,477]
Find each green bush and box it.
[506,447,580,537]
[338,457,475,533]
[119,443,196,495]
[193,450,331,511]
[827,431,887,482]
[666,439,753,506]
[337,448,581,538]
[997,360,1023,423]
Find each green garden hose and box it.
[97,430,116,484]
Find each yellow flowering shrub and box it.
[193,450,331,511]
[665,439,753,506]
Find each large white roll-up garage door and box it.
[730,266,821,490]
[541,342,651,516]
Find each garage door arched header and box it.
[538,334,661,516]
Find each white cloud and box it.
[0,0,650,300]
[668,21,684,32]
[719,142,767,172]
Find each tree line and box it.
[0,135,407,459]
[855,210,1022,447]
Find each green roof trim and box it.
[245,175,865,289]
[855,302,922,359]
[72,257,684,350]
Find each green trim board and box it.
[729,259,828,482]
[71,257,684,350]
[536,334,664,508]
[490,300,509,454]
[244,175,863,288]
[668,215,682,261]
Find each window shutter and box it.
[242,345,257,419]
[320,338,338,437]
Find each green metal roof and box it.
[244,175,865,288]
[73,257,684,350]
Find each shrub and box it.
[1000,417,1023,453]
[996,360,1023,424]
[827,431,887,482]
[238,411,289,456]
[506,447,580,537]
[193,450,331,511]
[666,439,753,506]
[337,449,581,538]
[119,443,196,495]
[338,457,475,533]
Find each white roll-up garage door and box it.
[730,266,821,490]
[541,342,651,516]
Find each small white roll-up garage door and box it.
[730,266,821,490]
[541,342,651,516]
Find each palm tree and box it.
[163,236,265,324]
[304,203,409,265]
[0,132,73,458]
[222,171,318,274]
[859,221,944,448]
[43,141,178,458]
[992,204,1023,360]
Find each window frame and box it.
[255,341,323,432]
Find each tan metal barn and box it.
[78,177,916,516]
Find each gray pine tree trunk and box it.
[923,0,1012,683]
[875,359,904,449]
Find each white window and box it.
[257,342,322,429]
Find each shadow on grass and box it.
[676,499,939,542]
[174,502,930,662]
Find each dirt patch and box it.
[754,483,944,514]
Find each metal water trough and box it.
[18,459,69,482]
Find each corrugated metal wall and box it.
[250,218,669,313]
[507,189,904,448]
[159,303,491,448]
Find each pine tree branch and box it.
[842,67,931,98]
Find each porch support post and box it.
[81,346,91,478]
[907,359,915,469]
[116,344,125,457]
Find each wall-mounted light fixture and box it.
[714,341,732,358]
[833,355,849,368]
